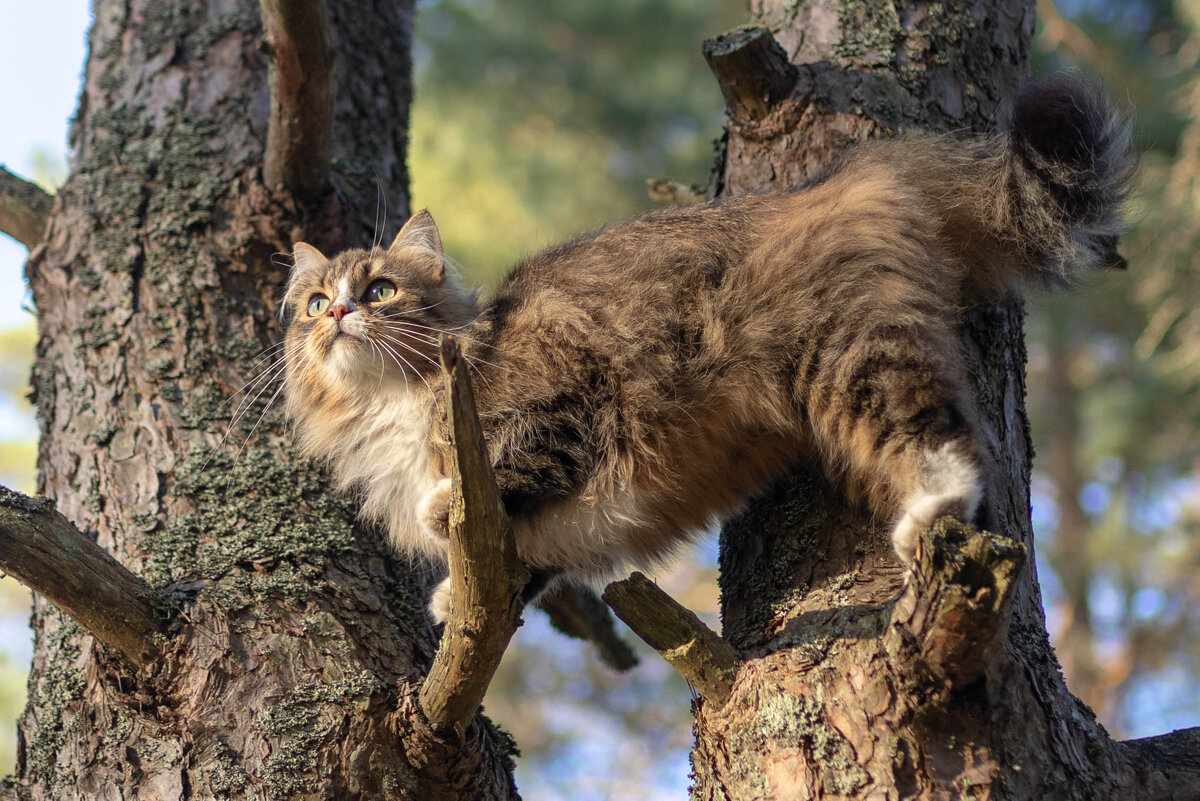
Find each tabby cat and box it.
[280,77,1133,621]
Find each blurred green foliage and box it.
[409,0,743,283]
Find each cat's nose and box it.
[328,302,356,320]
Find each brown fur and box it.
[280,77,1134,619]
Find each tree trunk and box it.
[7,1,518,798]
[691,1,1200,798]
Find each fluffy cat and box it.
[280,77,1133,622]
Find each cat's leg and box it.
[802,319,988,565]
[889,438,984,563]
[421,420,589,622]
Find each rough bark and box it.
[688,3,1200,799]
[419,337,530,732]
[10,1,518,798]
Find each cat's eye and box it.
[307,295,330,317]
[364,280,397,303]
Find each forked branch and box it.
[603,571,742,705]
[419,336,531,732]
[259,0,334,201]
[0,165,53,248]
[0,486,163,668]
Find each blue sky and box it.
[0,2,91,323]
[0,2,90,443]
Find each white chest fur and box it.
[315,389,444,559]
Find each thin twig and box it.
[259,0,334,201]
[0,165,53,248]
[419,336,530,732]
[603,571,741,706]
[0,485,163,668]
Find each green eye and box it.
[306,295,330,317]
[364,280,396,303]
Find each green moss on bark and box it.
[142,448,356,587]
[256,671,384,799]
[22,614,86,797]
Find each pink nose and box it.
[328,303,352,320]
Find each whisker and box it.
[234,378,291,463]
[206,340,310,467]
[217,342,292,410]
[375,337,434,395]
[373,330,442,374]
[379,322,508,375]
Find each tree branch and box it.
[702,26,797,123]
[538,583,639,672]
[602,571,741,706]
[259,0,334,201]
[0,165,53,248]
[1122,727,1200,790]
[885,518,1025,691]
[0,486,163,668]
[419,336,531,732]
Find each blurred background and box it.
[1,0,1198,797]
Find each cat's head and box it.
[281,210,475,409]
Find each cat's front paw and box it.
[417,478,452,540]
[429,576,453,623]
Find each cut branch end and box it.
[702,26,797,123]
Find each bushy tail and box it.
[999,75,1136,281]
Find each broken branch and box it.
[885,518,1025,690]
[0,485,163,668]
[259,0,334,201]
[0,165,53,248]
[603,571,741,706]
[702,26,797,123]
[419,336,531,732]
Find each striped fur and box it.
[281,77,1134,621]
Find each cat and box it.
[279,76,1133,622]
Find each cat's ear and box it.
[389,210,445,282]
[291,242,330,278]
[390,209,443,254]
